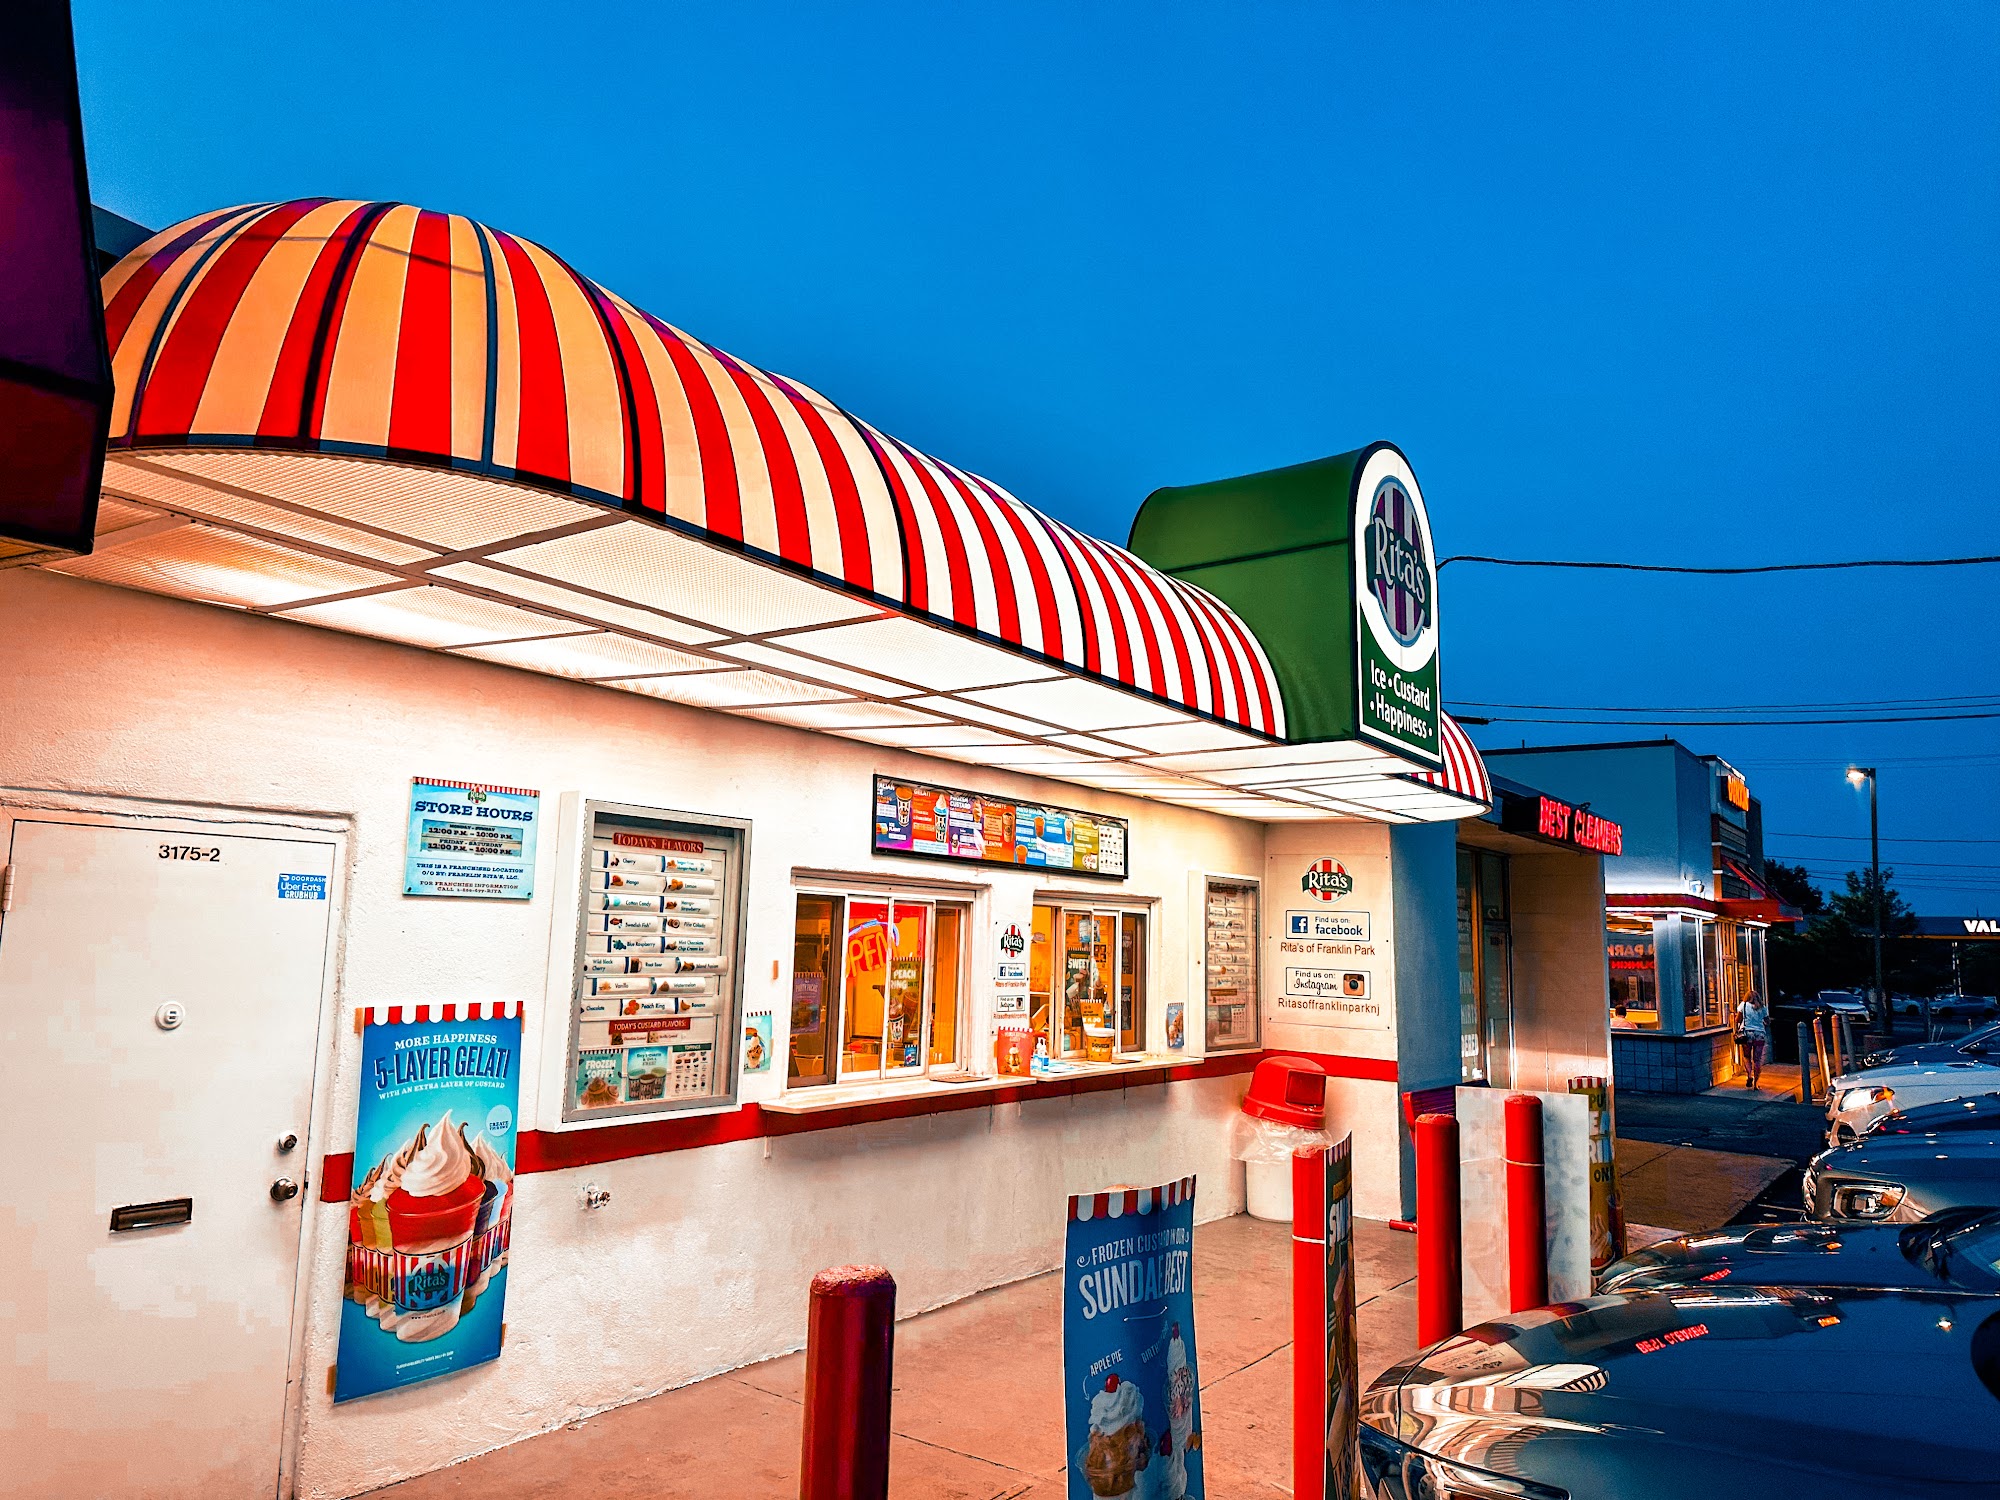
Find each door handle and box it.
[269,1178,301,1202]
[110,1198,194,1232]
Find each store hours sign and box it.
[1350,447,1441,768]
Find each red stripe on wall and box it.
[318,1051,1264,1200]
[493,230,571,485]
[385,209,454,457]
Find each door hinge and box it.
[0,864,13,913]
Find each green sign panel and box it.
[1126,442,1443,768]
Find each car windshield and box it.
[1935,1214,2000,1287]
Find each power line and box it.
[1770,832,2000,845]
[1440,553,2000,575]
[1779,858,2000,871]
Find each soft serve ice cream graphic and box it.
[1080,1373,1150,1498]
[346,1111,514,1342]
[1160,1324,1197,1498]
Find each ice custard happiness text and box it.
[1075,1226,1192,1319]
[375,1032,514,1089]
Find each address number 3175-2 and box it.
[158,845,222,862]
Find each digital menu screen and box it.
[872,775,1129,880]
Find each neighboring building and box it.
[1482,739,1795,1093]
[1450,775,1619,1094]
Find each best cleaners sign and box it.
[1500,791,1625,856]
[1351,447,1442,768]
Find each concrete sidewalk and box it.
[368,1214,1418,1500]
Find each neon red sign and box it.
[1502,792,1624,855]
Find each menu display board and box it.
[562,803,747,1122]
[872,775,1129,880]
[1204,878,1259,1050]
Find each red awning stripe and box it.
[1411,712,1492,806]
[103,199,1286,738]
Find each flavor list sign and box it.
[1064,1178,1203,1499]
[336,1003,520,1402]
[873,774,1130,879]
[403,778,540,899]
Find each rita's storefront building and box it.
[0,201,1604,1497]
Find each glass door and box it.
[1478,852,1513,1088]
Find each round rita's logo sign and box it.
[1365,477,1432,649]
[1301,859,1354,903]
[999,923,1026,957]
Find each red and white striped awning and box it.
[1411,713,1493,811]
[37,198,1484,823]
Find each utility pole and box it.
[1848,767,1886,1035]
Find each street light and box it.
[1847,766,1886,1034]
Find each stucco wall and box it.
[0,568,1264,1498]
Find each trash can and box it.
[1231,1055,1332,1221]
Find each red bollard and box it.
[1504,1095,1549,1312]
[800,1264,896,1500]
[1291,1148,1328,1500]
[1415,1113,1462,1347]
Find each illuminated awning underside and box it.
[48,199,1489,823]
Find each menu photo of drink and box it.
[563,803,748,1122]
[872,775,1129,880]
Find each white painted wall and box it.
[0,569,1262,1498]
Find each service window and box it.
[1031,901,1148,1060]
[562,802,748,1122]
[786,889,970,1087]
[1204,879,1258,1051]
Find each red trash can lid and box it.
[1242,1055,1328,1128]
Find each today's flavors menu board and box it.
[1205,878,1258,1049]
[564,805,745,1121]
[871,775,1129,879]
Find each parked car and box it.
[1825,1051,2000,1141]
[1598,1207,2000,1295]
[1939,993,2000,1021]
[1868,1091,2000,1137]
[1815,988,1871,1021]
[1892,993,1926,1017]
[1863,1021,2000,1070]
[1804,1131,2000,1222]
[1359,1286,2000,1498]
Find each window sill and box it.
[763,1053,1215,1117]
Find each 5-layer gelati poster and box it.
[1063,1178,1203,1498]
[335,1002,521,1402]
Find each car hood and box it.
[1870,1091,2000,1135]
[1599,1222,1946,1292]
[1366,1287,2000,1494]
[1833,1058,2000,1093]
[1816,1131,2000,1180]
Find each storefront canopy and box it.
[49,198,1488,822]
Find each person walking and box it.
[1736,989,1769,1090]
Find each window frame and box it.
[1033,894,1156,1062]
[787,881,973,1090]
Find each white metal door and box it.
[0,816,337,1498]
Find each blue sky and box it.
[75,3,2000,911]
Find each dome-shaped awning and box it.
[52,198,1487,822]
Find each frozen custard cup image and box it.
[460,1131,515,1316]
[1078,1374,1150,1498]
[343,1112,487,1342]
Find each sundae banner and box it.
[1063,1177,1203,1500]
[1323,1137,1358,1500]
[335,1002,521,1403]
